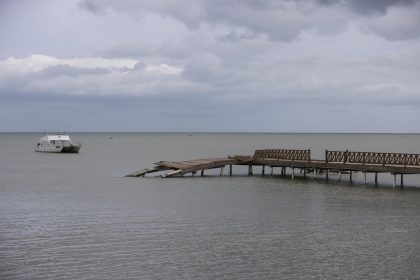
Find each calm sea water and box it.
[1,133,420,279]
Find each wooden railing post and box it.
[344,150,348,164]
[325,150,329,164]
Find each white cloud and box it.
[0,54,138,73]
[145,64,184,75]
[0,55,185,97]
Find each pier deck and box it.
[126,149,420,187]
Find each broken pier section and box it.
[126,149,420,188]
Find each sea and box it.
[1,132,420,279]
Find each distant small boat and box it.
[36,132,81,153]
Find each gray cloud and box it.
[40,65,111,77]
[79,0,420,42]
[344,0,419,15]
[1,0,420,132]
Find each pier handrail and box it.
[253,149,311,162]
[326,150,420,167]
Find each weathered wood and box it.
[248,164,253,176]
[254,149,311,161]
[393,173,397,188]
[326,150,420,167]
[125,166,167,177]
[126,148,420,188]
[401,174,404,188]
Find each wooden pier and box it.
[126,149,420,188]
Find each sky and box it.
[1,0,420,132]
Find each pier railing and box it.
[326,150,420,167]
[254,149,311,161]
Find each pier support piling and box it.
[128,149,420,187]
[393,173,396,188]
[248,164,253,176]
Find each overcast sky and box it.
[1,0,420,132]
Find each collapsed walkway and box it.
[126,149,420,188]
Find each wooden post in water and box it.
[292,168,295,179]
[349,171,353,183]
[401,174,404,188]
[248,164,253,176]
[338,171,341,182]
[375,172,378,185]
[393,173,396,188]
[364,172,367,184]
[326,169,329,181]
[303,168,306,178]
[229,164,232,176]
[201,169,204,176]
[270,166,274,176]
[262,165,265,176]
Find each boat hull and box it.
[62,145,81,153]
[35,144,81,153]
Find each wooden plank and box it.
[125,166,166,177]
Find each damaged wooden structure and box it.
[126,149,420,188]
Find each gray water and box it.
[1,133,420,279]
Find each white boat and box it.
[36,132,81,153]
